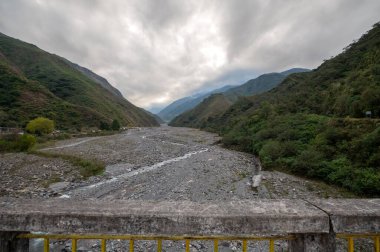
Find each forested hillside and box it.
[0,33,159,130]
[171,23,380,196]
[170,68,309,128]
[158,85,233,122]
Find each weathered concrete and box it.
[0,198,379,252]
[0,198,328,236]
[289,233,336,252]
[0,232,29,252]
[311,199,380,233]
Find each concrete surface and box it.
[311,199,380,233]
[0,198,329,236]
[1,198,379,252]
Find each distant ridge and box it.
[169,68,310,127]
[158,85,233,122]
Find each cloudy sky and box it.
[1,0,380,112]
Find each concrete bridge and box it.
[0,198,379,251]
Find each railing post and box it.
[0,231,29,252]
[289,233,335,252]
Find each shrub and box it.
[15,134,37,151]
[26,117,55,135]
[0,134,36,152]
[292,149,325,175]
[259,140,283,167]
[111,119,121,131]
[351,169,380,195]
[99,121,110,130]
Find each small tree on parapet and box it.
[26,117,55,135]
[111,119,121,131]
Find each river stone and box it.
[48,182,70,192]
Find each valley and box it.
[1,126,354,201]
[1,126,356,251]
[0,2,379,252]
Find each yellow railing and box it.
[18,233,295,252]
[18,233,380,251]
[336,233,380,252]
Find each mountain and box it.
[169,94,233,129]
[0,32,159,129]
[64,60,124,98]
[223,73,285,102]
[223,68,310,102]
[158,85,233,122]
[170,68,310,128]
[145,110,165,124]
[280,68,311,76]
[171,23,380,196]
[160,68,310,123]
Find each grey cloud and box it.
[0,0,379,110]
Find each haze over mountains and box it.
[160,68,309,122]
[158,85,233,122]
[0,32,159,129]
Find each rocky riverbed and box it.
[0,126,357,251]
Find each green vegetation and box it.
[170,94,233,129]
[99,121,111,131]
[111,119,121,131]
[26,117,54,135]
[164,69,308,123]
[171,22,380,196]
[223,69,309,102]
[30,150,104,179]
[0,32,158,130]
[0,133,36,152]
[222,113,380,195]
[99,119,122,131]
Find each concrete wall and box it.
[0,198,379,251]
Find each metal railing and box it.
[16,233,380,252]
[18,233,295,252]
[336,233,380,252]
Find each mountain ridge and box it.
[160,68,309,122]
[169,68,310,127]
[0,32,159,129]
[157,85,233,122]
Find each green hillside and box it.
[171,23,380,196]
[224,68,310,102]
[158,85,233,122]
[170,94,233,128]
[170,69,309,128]
[0,33,159,129]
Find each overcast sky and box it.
[1,0,380,112]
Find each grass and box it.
[237,170,250,179]
[29,150,105,179]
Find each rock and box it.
[252,175,262,188]
[48,182,70,192]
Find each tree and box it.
[99,121,110,130]
[26,117,55,135]
[111,119,121,131]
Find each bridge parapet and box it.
[0,198,379,251]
